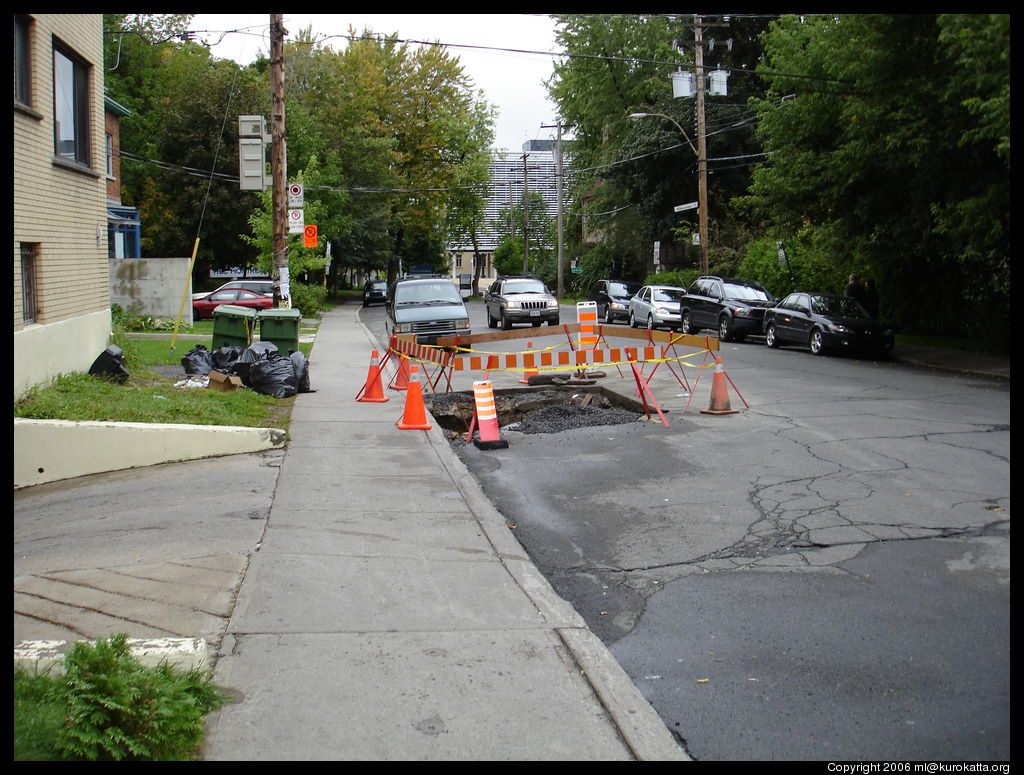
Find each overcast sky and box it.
[190,13,564,152]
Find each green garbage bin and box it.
[211,304,257,350]
[259,308,302,354]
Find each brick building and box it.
[14,14,111,400]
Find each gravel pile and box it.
[510,404,644,435]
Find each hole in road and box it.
[427,383,649,437]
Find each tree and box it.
[745,14,1009,344]
[104,14,269,282]
[547,14,772,278]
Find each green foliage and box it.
[745,13,1009,345]
[15,635,225,761]
[643,268,699,290]
[288,282,327,319]
[737,237,836,300]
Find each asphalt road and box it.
[364,300,1010,761]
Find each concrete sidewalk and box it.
[201,305,687,760]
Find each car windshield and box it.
[609,282,640,296]
[724,283,772,301]
[505,280,547,294]
[812,295,869,318]
[652,288,684,302]
[395,282,461,305]
[370,282,386,290]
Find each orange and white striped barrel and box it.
[472,379,508,449]
[577,301,599,348]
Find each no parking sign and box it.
[303,225,318,248]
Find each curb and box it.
[14,637,209,676]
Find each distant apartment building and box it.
[448,140,567,288]
[14,14,112,400]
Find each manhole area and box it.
[427,385,647,437]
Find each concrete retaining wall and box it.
[14,418,286,488]
[109,256,192,318]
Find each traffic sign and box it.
[288,183,304,208]
[303,225,318,248]
[674,201,699,212]
[288,209,304,234]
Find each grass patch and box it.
[13,331,312,433]
[14,635,226,761]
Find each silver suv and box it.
[484,276,560,330]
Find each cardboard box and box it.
[208,370,243,392]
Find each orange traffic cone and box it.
[390,355,410,391]
[397,366,431,430]
[519,341,538,384]
[472,379,509,450]
[701,357,739,415]
[356,350,389,403]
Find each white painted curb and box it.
[14,418,286,488]
[14,637,209,676]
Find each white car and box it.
[628,285,686,330]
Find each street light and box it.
[629,111,708,274]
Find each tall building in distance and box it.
[448,140,569,288]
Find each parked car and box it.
[484,276,560,329]
[192,287,274,320]
[628,285,686,330]
[679,276,776,342]
[763,292,895,357]
[362,279,388,307]
[589,280,642,324]
[386,276,471,345]
[191,279,273,300]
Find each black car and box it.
[763,292,894,357]
[362,279,388,306]
[589,279,642,324]
[679,276,776,342]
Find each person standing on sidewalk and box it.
[844,274,866,308]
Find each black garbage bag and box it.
[89,344,130,383]
[248,352,298,398]
[211,344,242,372]
[231,342,279,387]
[181,344,214,376]
[289,351,314,393]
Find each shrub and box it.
[288,281,326,319]
[16,634,226,761]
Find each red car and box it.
[192,288,274,320]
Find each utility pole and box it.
[694,15,709,275]
[541,122,566,299]
[270,14,289,307]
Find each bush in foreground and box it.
[14,634,225,761]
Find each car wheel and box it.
[765,322,779,348]
[548,317,559,326]
[532,320,542,327]
[629,310,638,328]
[718,315,733,342]
[486,310,496,329]
[809,328,825,355]
[501,311,512,331]
[647,314,656,330]
[680,310,693,335]
[604,305,615,325]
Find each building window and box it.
[21,243,40,324]
[53,42,91,166]
[15,15,32,107]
